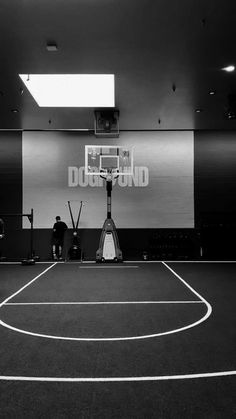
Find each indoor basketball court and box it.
[1,1,236,418]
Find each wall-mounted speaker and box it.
[94,109,119,137]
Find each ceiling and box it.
[1,0,236,131]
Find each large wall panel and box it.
[194,130,236,258]
[0,131,22,228]
[194,130,236,224]
[22,130,194,229]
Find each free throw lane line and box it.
[162,261,211,307]
[0,263,57,308]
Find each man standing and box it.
[52,216,67,260]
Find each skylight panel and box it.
[19,74,115,107]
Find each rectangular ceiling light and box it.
[19,74,115,107]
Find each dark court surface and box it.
[0,262,235,418]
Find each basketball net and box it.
[100,168,119,181]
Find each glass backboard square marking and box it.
[100,156,119,171]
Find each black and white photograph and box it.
[0,1,236,417]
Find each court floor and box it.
[0,261,235,418]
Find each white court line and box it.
[124,260,236,264]
[0,261,212,341]
[161,260,236,263]
[4,300,204,306]
[0,263,57,308]
[0,303,210,341]
[0,262,23,264]
[0,261,60,265]
[162,262,211,306]
[0,262,231,383]
[0,370,236,382]
[79,266,139,269]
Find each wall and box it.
[22,131,194,229]
[195,130,236,258]
[0,132,22,228]
[2,129,236,260]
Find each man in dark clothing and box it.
[52,216,67,260]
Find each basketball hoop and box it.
[84,144,134,262]
[100,168,119,181]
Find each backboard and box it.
[85,145,134,176]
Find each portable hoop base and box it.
[96,218,123,262]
